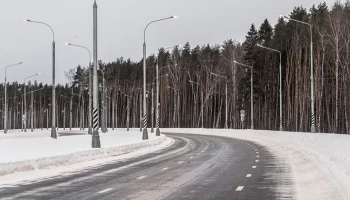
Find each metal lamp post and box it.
[91,0,101,148]
[280,15,315,133]
[44,108,49,130]
[23,73,40,132]
[155,45,179,136]
[210,72,228,129]
[4,62,24,133]
[142,15,177,140]
[25,19,56,138]
[65,42,93,135]
[155,69,169,136]
[233,61,254,129]
[257,44,283,131]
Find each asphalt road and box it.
[0,133,294,200]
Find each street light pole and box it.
[31,90,34,132]
[151,85,154,133]
[281,15,315,133]
[257,44,283,131]
[23,73,40,132]
[4,62,23,133]
[156,60,160,136]
[65,42,93,135]
[92,0,101,148]
[25,19,56,138]
[210,72,228,129]
[142,15,177,140]
[140,91,142,132]
[234,61,254,129]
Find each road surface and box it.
[0,133,294,200]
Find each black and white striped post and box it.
[156,60,160,136]
[91,0,100,148]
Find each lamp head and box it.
[36,73,41,75]
[24,19,31,22]
[65,42,71,46]
[171,15,178,19]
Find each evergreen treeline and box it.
[2,2,350,133]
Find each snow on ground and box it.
[0,129,51,140]
[161,128,350,200]
[0,128,172,184]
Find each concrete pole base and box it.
[127,127,129,131]
[92,131,101,148]
[156,128,160,136]
[51,128,57,139]
[88,127,93,135]
[4,129,7,134]
[142,128,148,140]
[279,126,283,131]
[151,127,154,133]
[311,125,316,133]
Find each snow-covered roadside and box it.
[0,128,88,140]
[161,128,350,200]
[0,129,172,183]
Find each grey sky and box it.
[0,0,335,85]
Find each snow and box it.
[0,128,171,180]
[161,128,350,200]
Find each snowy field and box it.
[161,128,350,200]
[0,128,172,185]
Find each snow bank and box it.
[161,128,350,200]
[0,128,87,140]
[0,129,169,177]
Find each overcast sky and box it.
[0,0,335,85]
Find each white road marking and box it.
[137,176,146,180]
[236,186,244,191]
[162,167,168,171]
[196,153,201,155]
[255,160,259,162]
[256,152,259,154]
[246,174,252,177]
[252,166,257,168]
[189,156,194,159]
[257,155,260,158]
[97,188,113,194]
[178,161,184,164]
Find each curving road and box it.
[0,133,294,200]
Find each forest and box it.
[1,1,350,134]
